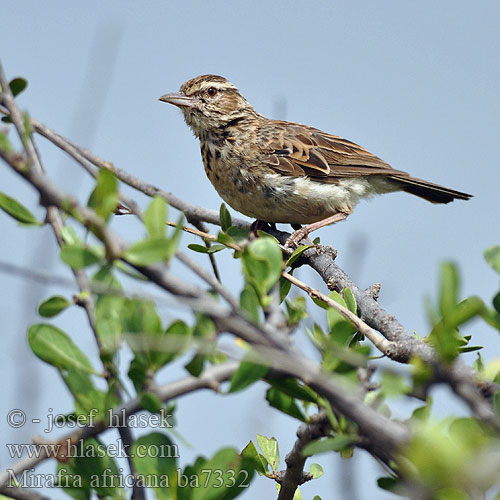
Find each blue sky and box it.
[2,1,500,498]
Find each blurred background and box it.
[1,1,499,498]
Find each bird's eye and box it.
[207,87,217,96]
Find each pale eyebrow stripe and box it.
[198,81,237,92]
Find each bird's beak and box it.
[158,92,196,108]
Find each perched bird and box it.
[159,75,472,246]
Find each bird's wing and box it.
[257,120,407,182]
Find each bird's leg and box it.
[250,220,276,239]
[285,212,349,248]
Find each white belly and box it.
[215,173,398,224]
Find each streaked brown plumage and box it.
[159,75,472,244]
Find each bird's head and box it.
[159,75,255,137]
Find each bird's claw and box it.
[284,228,313,249]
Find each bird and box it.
[159,75,472,247]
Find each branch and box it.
[276,412,329,500]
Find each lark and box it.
[159,75,472,246]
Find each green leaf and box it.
[428,296,485,361]
[256,435,280,472]
[87,169,119,220]
[56,461,92,499]
[279,275,292,302]
[132,433,178,500]
[457,345,483,353]
[484,245,500,274]
[128,357,148,392]
[188,243,209,253]
[193,312,216,338]
[0,131,13,151]
[61,368,109,417]
[411,398,432,422]
[153,319,192,368]
[206,244,226,254]
[435,488,470,500]
[309,463,323,479]
[445,296,485,327]
[226,225,250,241]
[240,284,261,324]
[380,372,410,398]
[439,262,459,315]
[493,292,500,315]
[38,295,72,318]
[217,231,234,245]
[22,111,32,143]
[121,297,163,336]
[377,476,400,493]
[122,298,167,369]
[219,203,232,232]
[326,292,349,328]
[302,435,357,456]
[95,293,124,356]
[326,291,357,342]
[61,245,101,269]
[28,324,96,374]
[61,225,81,245]
[449,418,489,449]
[285,296,308,325]
[343,287,357,314]
[242,238,283,298]
[241,441,269,475]
[9,77,28,97]
[479,305,500,331]
[267,377,319,404]
[0,191,41,225]
[188,448,255,500]
[266,388,307,421]
[188,243,226,255]
[167,214,184,257]
[185,353,205,376]
[286,245,313,267]
[229,360,268,393]
[92,264,123,292]
[125,237,173,265]
[140,392,163,414]
[144,196,167,238]
[70,438,125,497]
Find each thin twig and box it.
[175,250,240,311]
[282,271,395,356]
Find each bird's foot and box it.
[284,212,349,249]
[284,227,313,249]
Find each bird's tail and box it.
[389,175,473,204]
